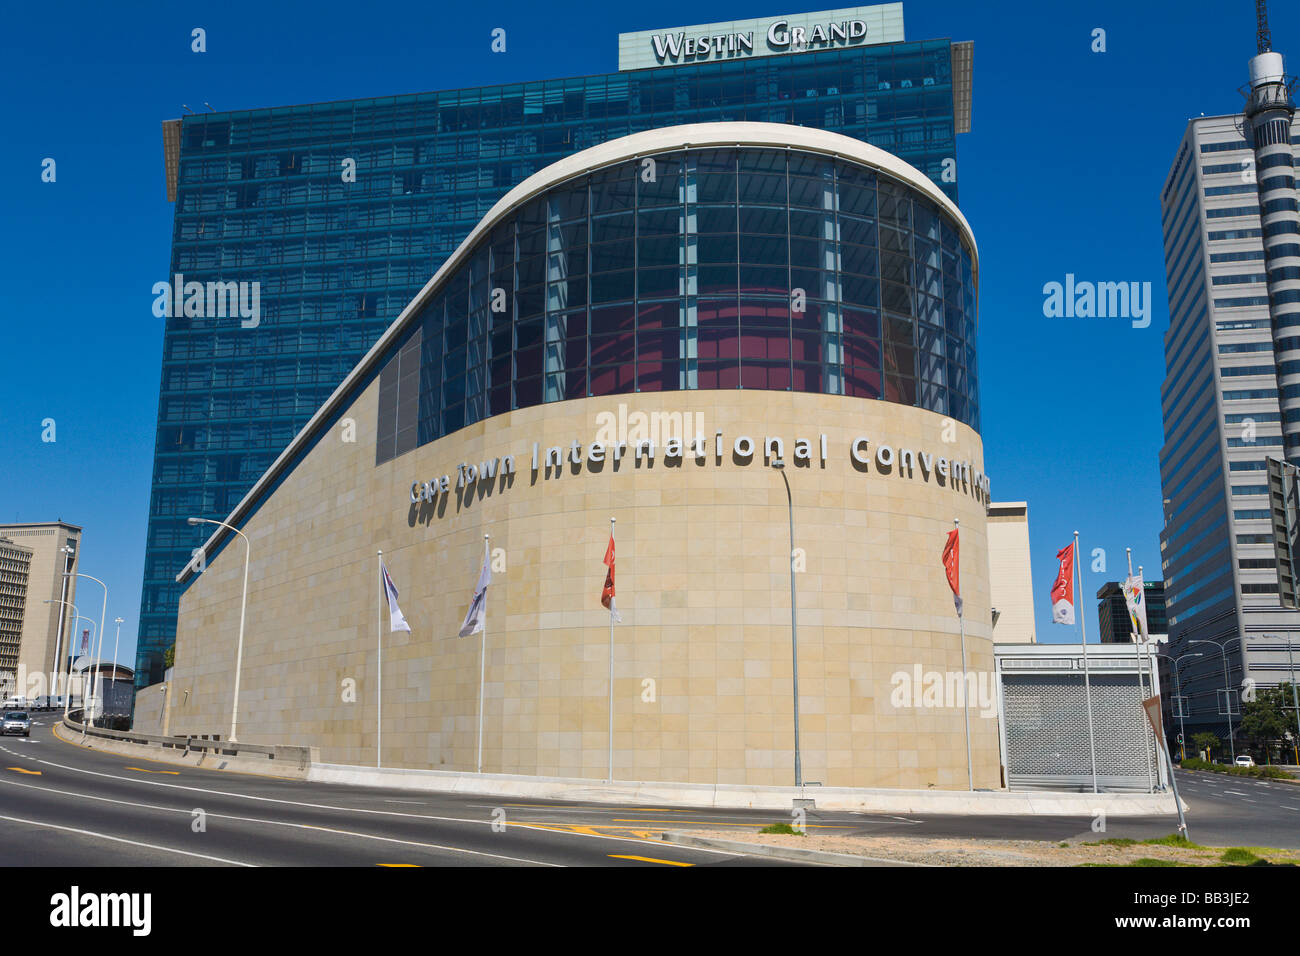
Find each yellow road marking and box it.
[609,854,693,866]
[610,819,852,829]
[125,767,180,775]
[6,768,40,775]
[377,863,421,867]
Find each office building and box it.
[137,2,974,687]
[0,523,81,699]
[1157,4,1300,741]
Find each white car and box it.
[1234,755,1256,768]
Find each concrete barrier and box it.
[307,762,1182,816]
[64,722,1181,815]
[57,720,317,781]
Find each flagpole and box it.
[376,549,383,771]
[608,517,616,785]
[1075,532,1099,794]
[1137,559,1156,791]
[477,534,488,775]
[1126,548,1155,791]
[955,519,973,791]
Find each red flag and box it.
[1051,544,1076,625]
[941,528,962,617]
[600,534,622,622]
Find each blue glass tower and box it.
[138,18,973,688]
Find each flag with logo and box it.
[941,527,962,617]
[80,629,89,655]
[1122,573,1149,643]
[379,560,411,633]
[458,540,491,637]
[1051,544,1076,625]
[601,533,622,623]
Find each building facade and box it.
[160,123,999,790]
[986,501,1035,643]
[1095,580,1167,645]
[0,537,33,697]
[1158,107,1300,739]
[0,523,81,700]
[138,3,974,688]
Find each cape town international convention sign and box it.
[616,3,906,71]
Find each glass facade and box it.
[376,145,977,464]
[142,39,964,687]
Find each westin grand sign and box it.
[616,4,905,70]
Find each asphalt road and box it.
[0,718,1294,866]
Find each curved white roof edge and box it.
[178,121,978,584]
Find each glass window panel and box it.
[739,206,787,236]
[636,361,681,392]
[694,205,737,234]
[698,233,737,264]
[591,269,635,303]
[638,266,680,299]
[637,208,680,236]
[590,303,635,335]
[589,330,635,366]
[789,176,833,209]
[589,362,636,395]
[638,152,685,207]
[740,235,788,266]
[695,172,736,203]
[738,174,788,204]
[590,239,634,272]
[639,235,682,268]
[591,213,634,243]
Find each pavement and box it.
[0,718,1294,866]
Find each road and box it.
[0,717,1294,866]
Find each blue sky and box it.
[1,0,1291,665]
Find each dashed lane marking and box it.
[6,768,40,775]
[125,767,180,775]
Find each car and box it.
[1,712,31,737]
[1235,755,1256,768]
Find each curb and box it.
[660,831,928,867]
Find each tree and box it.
[1242,683,1296,764]
[163,644,175,669]
[1191,731,1222,762]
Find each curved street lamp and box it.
[1189,637,1243,762]
[64,571,108,727]
[41,599,77,718]
[1153,651,1203,760]
[187,517,251,743]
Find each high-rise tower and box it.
[1243,0,1300,460]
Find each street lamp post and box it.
[51,545,75,691]
[65,571,107,727]
[110,617,124,718]
[188,517,251,743]
[41,599,77,718]
[771,458,802,789]
[1189,637,1242,762]
[1154,651,1203,760]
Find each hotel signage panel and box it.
[617,3,905,71]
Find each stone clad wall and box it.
[168,384,999,789]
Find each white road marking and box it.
[0,811,254,866]
[34,733,745,858]
[0,776,559,867]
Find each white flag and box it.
[1122,573,1149,643]
[458,541,491,637]
[380,560,411,633]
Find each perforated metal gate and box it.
[997,652,1164,792]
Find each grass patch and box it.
[1179,757,1294,780]
[1220,848,1262,865]
[1082,838,1137,847]
[1129,857,1182,867]
[1140,833,1203,850]
[759,822,804,836]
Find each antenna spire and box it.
[1258,0,1273,54]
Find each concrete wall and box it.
[132,682,168,736]
[168,385,999,789]
[987,503,1036,644]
